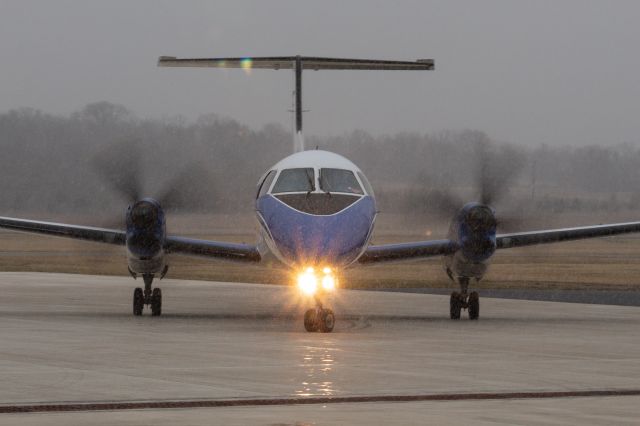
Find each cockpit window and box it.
[357,171,374,196]
[257,170,276,198]
[319,168,363,195]
[271,168,315,193]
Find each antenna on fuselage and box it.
[157,55,435,153]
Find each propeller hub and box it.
[465,204,497,231]
[458,203,497,262]
[129,199,160,230]
[125,198,165,259]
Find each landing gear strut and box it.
[450,277,479,320]
[304,295,335,333]
[132,273,162,316]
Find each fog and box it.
[2,1,640,230]
[1,0,640,146]
[2,102,640,231]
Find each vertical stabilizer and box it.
[158,55,434,154]
[293,56,304,152]
[294,130,305,153]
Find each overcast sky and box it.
[1,0,639,146]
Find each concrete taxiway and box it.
[1,272,639,425]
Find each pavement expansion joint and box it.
[2,389,640,414]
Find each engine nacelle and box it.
[443,203,497,280]
[125,198,166,275]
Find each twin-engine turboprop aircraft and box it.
[2,55,640,332]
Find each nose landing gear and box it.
[450,277,480,320]
[304,296,335,332]
[132,273,163,316]
[133,287,144,316]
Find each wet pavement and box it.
[379,287,640,306]
[1,272,639,425]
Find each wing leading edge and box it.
[0,216,125,245]
[359,221,640,264]
[164,236,260,262]
[358,239,458,264]
[495,221,640,249]
[0,216,260,263]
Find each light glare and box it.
[297,266,338,295]
[240,58,253,75]
[298,271,317,296]
[321,275,335,291]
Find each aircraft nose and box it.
[259,196,376,267]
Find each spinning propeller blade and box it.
[421,135,525,231]
[93,139,144,205]
[93,139,214,227]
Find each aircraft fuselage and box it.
[255,150,376,271]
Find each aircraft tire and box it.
[151,288,162,316]
[450,292,462,320]
[468,291,479,320]
[133,287,144,316]
[318,309,335,333]
[304,309,318,332]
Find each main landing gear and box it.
[450,277,479,320]
[304,295,335,333]
[133,273,162,316]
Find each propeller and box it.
[419,134,526,231]
[92,139,215,227]
[93,139,145,205]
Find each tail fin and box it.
[158,56,434,153]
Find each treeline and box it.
[1,102,639,219]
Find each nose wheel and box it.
[132,274,162,316]
[304,296,335,332]
[133,288,144,316]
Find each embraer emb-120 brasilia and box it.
[2,55,640,333]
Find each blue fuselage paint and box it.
[256,194,376,268]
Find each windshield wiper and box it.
[319,171,332,197]
[305,169,314,197]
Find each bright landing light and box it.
[298,268,317,296]
[297,267,337,296]
[322,275,335,291]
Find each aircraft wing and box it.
[0,216,126,245]
[495,221,640,249]
[0,216,260,263]
[358,221,640,264]
[358,239,458,264]
[163,236,260,262]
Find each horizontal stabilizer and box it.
[158,56,434,71]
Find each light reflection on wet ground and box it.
[295,346,337,397]
[2,273,640,420]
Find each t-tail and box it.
[158,55,434,153]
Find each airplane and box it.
[2,55,640,333]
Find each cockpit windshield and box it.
[319,168,364,195]
[271,168,315,193]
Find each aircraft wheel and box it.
[304,309,318,332]
[318,308,335,333]
[151,288,162,316]
[450,291,462,320]
[133,287,144,316]
[468,291,479,320]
